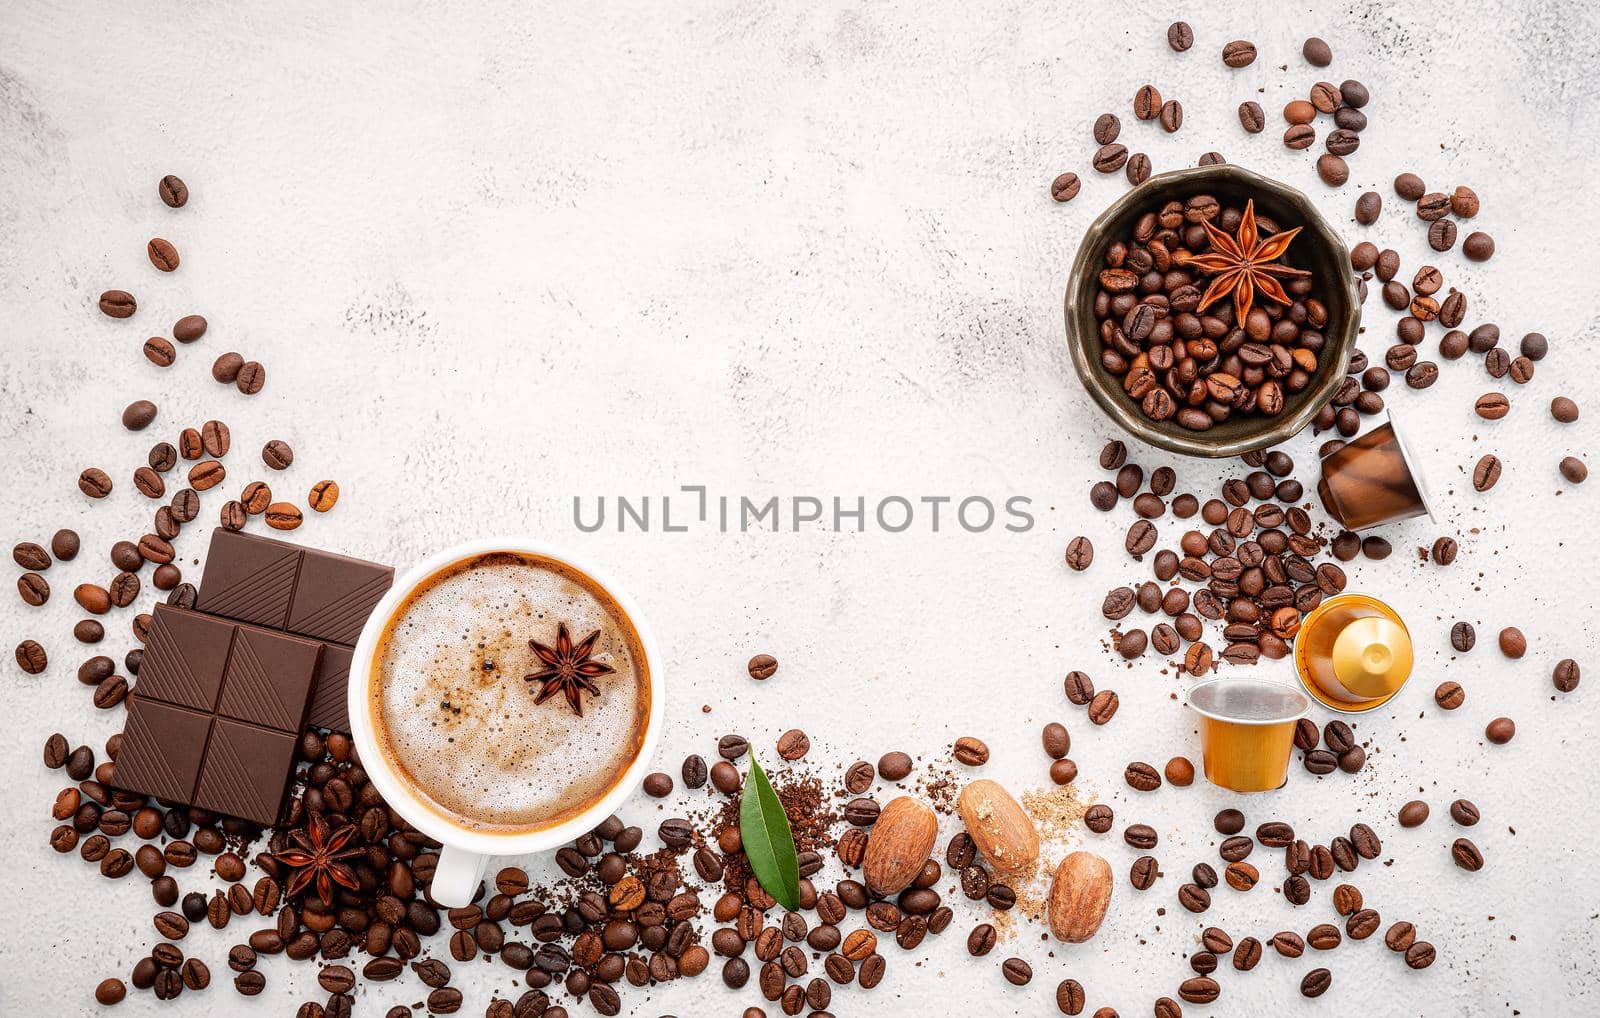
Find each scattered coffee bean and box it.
[1475,392,1510,420]
[1498,626,1526,658]
[148,237,180,272]
[1065,536,1093,570]
[121,400,158,431]
[158,175,189,208]
[265,503,303,531]
[1221,40,1256,67]
[1238,101,1264,133]
[308,480,340,512]
[1434,681,1465,710]
[1553,658,1580,692]
[1051,173,1081,203]
[1472,455,1501,492]
[1485,717,1515,744]
[236,361,266,394]
[1451,837,1484,871]
[1167,21,1193,52]
[1355,191,1381,224]
[212,352,244,383]
[262,440,294,469]
[1560,456,1587,484]
[1093,114,1120,146]
[1462,231,1494,261]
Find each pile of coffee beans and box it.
[11,175,346,691]
[1293,718,1366,776]
[1277,78,1370,186]
[1080,439,1341,669]
[1052,30,1373,203]
[1092,196,1328,430]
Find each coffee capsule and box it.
[1294,592,1412,713]
[1317,412,1434,531]
[1187,678,1311,793]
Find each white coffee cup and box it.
[348,537,664,907]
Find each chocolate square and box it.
[286,549,395,645]
[111,698,213,803]
[193,719,299,827]
[196,530,301,629]
[307,643,354,732]
[134,604,236,712]
[215,627,322,733]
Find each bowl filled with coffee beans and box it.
[1065,164,1359,457]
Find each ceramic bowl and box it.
[1064,164,1361,458]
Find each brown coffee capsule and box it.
[1316,413,1434,531]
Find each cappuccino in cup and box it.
[369,551,650,834]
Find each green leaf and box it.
[739,754,800,912]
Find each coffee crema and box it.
[370,552,649,834]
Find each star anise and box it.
[1175,199,1310,323]
[273,812,362,903]
[525,622,615,717]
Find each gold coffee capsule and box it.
[1187,678,1311,793]
[1317,412,1435,532]
[1294,592,1412,713]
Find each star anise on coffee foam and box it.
[273,812,363,903]
[525,621,615,717]
[1174,199,1309,323]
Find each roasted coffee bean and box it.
[1451,837,1484,871]
[1167,21,1193,51]
[99,290,137,318]
[953,736,989,766]
[148,237,180,271]
[1124,823,1158,849]
[1081,688,1120,726]
[78,467,114,499]
[1093,143,1128,174]
[109,571,140,607]
[1222,39,1256,67]
[1463,231,1494,260]
[265,502,303,530]
[1382,921,1418,954]
[1050,172,1082,203]
[236,361,266,394]
[1317,153,1349,186]
[1284,123,1316,150]
[15,639,48,673]
[1124,762,1160,791]
[1562,456,1589,484]
[1001,957,1032,986]
[18,572,50,607]
[1498,626,1527,658]
[1475,392,1511,420]
[122,399,159,431]
[1238,100,1265,133]
[1554,658,1581,692]
[1133,84,1162,121]
[1178,883,1210,913]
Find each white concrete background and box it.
[2,1,1598,1015]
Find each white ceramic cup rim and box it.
[348,537,664,858]
[1185,677,1311,726]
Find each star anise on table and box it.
[273,812,363,903]
[1174,199,1310,323]
[525,621,615,717]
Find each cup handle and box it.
[431,844,488,908]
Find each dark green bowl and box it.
[1064,164,1361,458]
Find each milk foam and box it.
[372,553,648,833]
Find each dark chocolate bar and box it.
[111,604,324,825]
[197,530,394,732]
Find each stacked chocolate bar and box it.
[110,531,394,826]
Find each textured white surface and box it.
[2,1,1599,1015]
